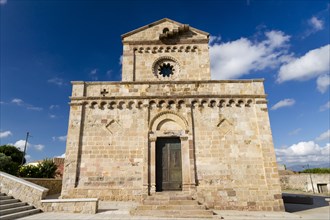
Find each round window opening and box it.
[158,63,175,77]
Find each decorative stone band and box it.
[135,45,199,53]
[70,96,267,110]
[122,39,209,45]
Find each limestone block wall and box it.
[75,80,266,98]
[192,99,283,211]
[62,79,283,211]
[23,178,62,195]
[41,198,98,214]
[280,174,330,193]
[127,44,210,82]
[0,171,49,209]
[121,20,210,81]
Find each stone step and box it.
[0,193,6,196]
[0,199,20,205]
[0,196,13,200]
[0,202,27,210]
[0,208,41,220]
[0,205,34,216]
[130,209,214,218]
[143,199,197,205]
[136,204,206,210]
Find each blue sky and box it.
[0,0,329,168]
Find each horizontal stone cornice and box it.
[71,79,265,85]
[122,39,208,45]
[70,94,267,101]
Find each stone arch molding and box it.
[149,110,188,132]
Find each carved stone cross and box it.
[100,89,109,97]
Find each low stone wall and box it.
[280,174,330,193]
[41,198,98,214]
[23,178,62,195]
[0,171,49,208]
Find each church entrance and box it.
[156,137,182,191]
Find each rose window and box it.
[158,63,175,77]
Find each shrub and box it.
[18,159,58,178]
[18,164,40,177]
[37,159,58,178]
[300,168,330,174]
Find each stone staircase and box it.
[0,192,41,220]
[130,192,214,218]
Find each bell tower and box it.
[121,18,210,81]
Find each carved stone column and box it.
[149,136,157,195]
[180,136,192,192]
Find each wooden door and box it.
[156,138,182,191]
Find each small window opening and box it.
[163,28,169,33]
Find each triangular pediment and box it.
[121,18,209,42]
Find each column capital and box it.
[149,136,157,142]
[180,136,189,141]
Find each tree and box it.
[0,145,25,175]
[0,153,20,175]
[0,145,25,164]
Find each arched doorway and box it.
[146,110,196,195]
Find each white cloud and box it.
[106,70,113,78]
[49,114,56,119]
[10,98,43,111]
[56,153,65,158]
[288,128,301,136]
[27,106,43,111]
[34,144,45,151]
[0,0,7,5]
[48,77,65,86]
[209,35,221,45]
[49,105,60,110]
[25,154,31,161]
[119,55,123,65]
[277,44,330,84]
[320,101,330,112]
[0,130,12,138]
[90,69,98,80]
[11,140,31,151]
[11,98,23,105]
[316,74,330,93]
[315,130,330,142]
[210,30,291,79]
[308,16,324,31]
[276,141,330,166]
[271,99,295,110]
[52,135,67,142]
[58,135,67,141]
[9,140,44,151]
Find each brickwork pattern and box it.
[23,178,62,195]
[41,198,98,214]
[0,171,49,209]
[280,174,330,192]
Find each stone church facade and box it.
[61,18,284,211]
